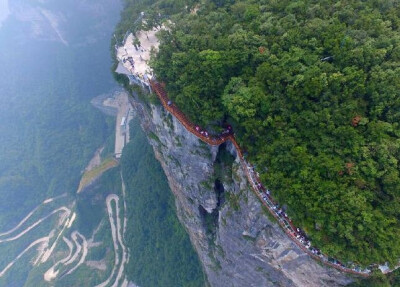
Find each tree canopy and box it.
[118,0,400,267]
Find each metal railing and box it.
[148,79,373,277]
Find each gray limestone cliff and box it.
[128,94,355,287]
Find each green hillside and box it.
[116,0,400,267]
[121,119,205,287]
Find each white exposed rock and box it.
[44,267,59,282]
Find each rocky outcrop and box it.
[129,94,354,287]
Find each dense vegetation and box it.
[118,0,400,267]
[0,0,121,284]
[0,1,118,226]
[121,119,205,287]
[350,268,400,287]
[52,167,121,287]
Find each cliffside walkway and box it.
[149,80,371,277]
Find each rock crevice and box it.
[129,94,354,287]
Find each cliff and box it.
[128,95,355,287]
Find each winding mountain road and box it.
[0,207,71,243]
[66,232,88,275]
[40,210,73,263]
[113,181,129,287]
[0,237,49,278]
[43,236,74,281]
[64,231,84,266]
[0,194,67,237]
[96,194,128,287]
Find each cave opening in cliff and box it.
[198,205,218,241]
[214,179,225,208]
[214,143,235,180]
[197,181,225,244]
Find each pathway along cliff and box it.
[149,80,374,277]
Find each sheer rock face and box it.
[130,98,354,287]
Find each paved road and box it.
[0,207,70,243]
[0,237,49,277]
[66,232,87,275]
[96,194,128,287]
[0,194,67,237]
[44,236,74,281]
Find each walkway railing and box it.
[148,80,371,277]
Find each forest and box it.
[116,0,400,268]
[121,119,205,287]
[0,0,121,283]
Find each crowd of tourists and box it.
[150,79,373,276]
[245,161,371,275]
